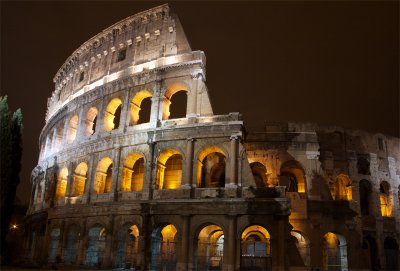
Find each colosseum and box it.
[24,4,399,271]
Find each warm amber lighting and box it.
[85,107,98,136]
[129,225,140,238]
[380,194,392,217]
[324,232,338,247]
[162,83,188,120]
[56,167,68,198]
[94,157,113,194]
[197,146,226,187]
[156,149,182,189]
[280,160,306,193]
[380,181,392,217]
[72,162,88,196]
[332,175,352,200]
[121,153,144,192]
[104,98,122,131]
[241,225,270,240]
[161,224,177,242]
[130,90,152,125]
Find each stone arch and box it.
[291,230,310,267]
[54,120,65,152]
[194,223,225,271]
[71,162,88,196]
[130,90,152,125]
[362,234,379,270]
[48,227,61,263]
[150,224,178,270]
[332,174,352,200]
[66,114,79,144]
[323,232,348,271]
[279,160,306,193]
[250,162,268,188]
[85,107,98,136]
[240,225,271,270]
[115,223,140,268]
[162,82,189,120]
[380,181,392,217]
[197,146,226,188]
[156,149,183,190]
[103,98,122,131]
[93,157,113,194]
[384,236,399,270]
[85,224,107,266]
[55,167,68,199]
[63,224,80,264]
[45,133,53,157]
[359,179,372,215]
[121,153,145,192]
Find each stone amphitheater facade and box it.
[24,4,400,271]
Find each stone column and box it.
[224,215,237,271]
[77,219,87,265]
[66,162,75,198]
[57,221,66,261]
[112,147,122,201]
[228,135,239,187]
[103,215,115,267]
[86,154,96,203]
[177,215,190,271]
[182,138,194,189]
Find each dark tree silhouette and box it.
[0,96,23,263]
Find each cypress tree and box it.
[0,96,23,263]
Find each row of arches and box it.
[359,179,395,217]
[46,221,363,271]
[47,223,272,270]
[54,146,228,199]
[42,83,190,159]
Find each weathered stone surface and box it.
[25,4,400,271]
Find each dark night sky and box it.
[1,1,399,205]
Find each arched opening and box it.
[380,181,392,217]
[291,231,310,267]
[197,146,226,188]
[362,235,379,270]
[195,224,224,271]
[332,174,352,200]
[45,134,53,157]
[162,83,188,120]
[103,98,122,131]
[93,157,113,194]
[241,225,271,271]
[85,107,98,136]
[48,228,61,263]
[56,167,68,199]
[71,162,88,196]
[85,225,106,266]
[66,115,79,144]
[323,232,348,271]
[121,153,145,192]
[156,150,182,190]
[54,121,65,152]
[280,160,306,193]
[250,162,268,188]
[115,224,139,268]
[150,224,177,270]
[130,90,152,125]
[384,237,399,271]
[359,180,372,215]
[64,224,79,264]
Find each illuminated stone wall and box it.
[25,4,400,271]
